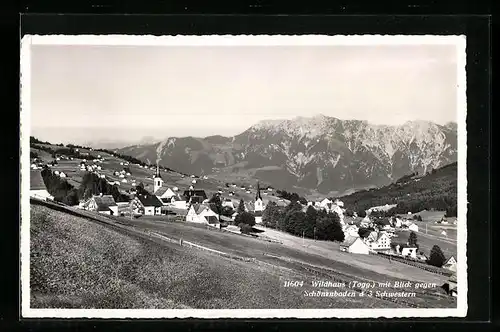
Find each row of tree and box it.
[262,202,344,242]
[275,190,307,204]
[78,172,130,203]
[40,168,79,205]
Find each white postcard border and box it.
[20,34,468,319]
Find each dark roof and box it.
[154,186,170,196]
[137,194,163,207]
[30,170,46,190]
[92,195,117,211]
[254,210,263,217]
[341,235,360,247]
[205,215,219,224]
[189,196,205,204]
[183,189,207,200]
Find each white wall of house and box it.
[255,216,262,224]
[401,247,417,259]
[144,206,155,216]
[185,206,204,223]
[109,206,119,216]
[348,238,370,254]
[172,200,187,210]
[99,210,111,215]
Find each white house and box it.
[340,235,370,255]
[54,170,60,175]
[132,194,163,216]
[397,245,418,259]
[82,194,119,215]
[121,179,128,183]
[442,256,457,272]
[119,174,125,178]
[366,232,392,252]
[154,186,176,202]
[319,198,333,210]
[185,204,219,224]
[59,172,67,178]
[408,223,419,232]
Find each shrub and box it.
[238,223,253,234]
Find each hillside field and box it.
[29,202,457,309]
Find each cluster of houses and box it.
[339,215,422,258]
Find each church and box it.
[254,181,265,223]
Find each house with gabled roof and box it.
[131,194,163,216]
[185,203,219,224]
[340,235,370,255]
[442,256,457,272]
[154,186,176,201]
[365,231,392,253]
[82,194,118,215]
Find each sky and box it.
[29,43,459,144]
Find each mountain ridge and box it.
[116,115,457,194]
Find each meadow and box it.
[29,202,457,309]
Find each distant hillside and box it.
[338,162,457,216]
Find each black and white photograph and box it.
[20,35,467,318]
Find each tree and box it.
[428,245,446,267]
[239,223,253,234]
[262,201,279,228]
[237,199,246,213]
[221,206,234,217]
[234,211,255,227]
[315,212,344,242]
[357,209,367,218]
[298,197,308,205]
[408,231,419,249]
[345,209,355,217]
[303,206,318,238]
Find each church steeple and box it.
[254,181,264,212]
[153,161,163,193]
[255,181,262,201]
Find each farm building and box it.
[183,189,208,203]
[82,195,118,215]
[340,235,370,255]
[132,194,163,216]
[29,170,54,201]
[442,256,457,272]
[185,203,219,224]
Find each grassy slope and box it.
[31,204,398,309]
[338,162,457,211]
[117,216,457,308]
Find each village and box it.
[29,144,458,298]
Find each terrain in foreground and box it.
[29,202,456,309]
